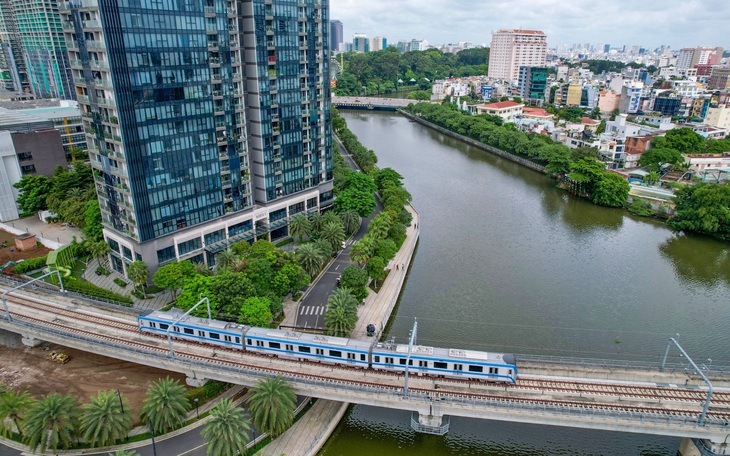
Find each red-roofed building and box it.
[581,117,600,134]
[522,107,554,120]
[475,101,524,121]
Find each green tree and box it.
[638,147,684,172]
[591,172,630,207]
[140,377,190,434]
[13,174,52,215]
[201,398,251,456]
[288,213,313,242]
[309,212,324,233]
[333,172,377,217]
[246,376,296,438]
[23,393,78,454]
[87,239,111,269]
[83,200,103,241]
[152,261,196,300]
[126,260,149,293]
[319,221,346,252]
[296,243,326,277]
[324,287,359,336]
[668,183,730,240]
[644,171,660,185]
[348,239,372,266]
[211,270,257,316]
[374,239,398,262]
[339,265,369,301]
[366,256,388,288]
[237,296,273,327]
[79,389,132,447]
[372,168,404,192]
[177,275,216,315]
[0,390,34,437]
[367,213,392,240]
[653,127,704,153]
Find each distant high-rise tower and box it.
[0,0,74,99]
[329,19,343,53]
[353,33,368,53]
[370,36,386,52]
[60,0,333,275]
[603,44,610,53]
[488,29,547,81]
[0,1,31,93]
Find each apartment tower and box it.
[60,0,332,275]
[488,29,547,81]
[0,0,74,99]
[329,19,342,53]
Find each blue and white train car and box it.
[244,327,373,368]
[371,341,517,383]
[138,309,248,350]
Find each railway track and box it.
[5,293,730,424]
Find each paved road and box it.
[295,136,383,329]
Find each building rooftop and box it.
[496,29,545,35]
[581,117,600,125]
[483,101,523,110]
[522,107,553,118]
[0,107,55,132]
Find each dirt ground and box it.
[0,340,187,422]
[0,229,51,266]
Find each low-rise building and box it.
[684,153,730,173]
[598,90,620,114]
[474,101,524,121]
[704,105,730,131]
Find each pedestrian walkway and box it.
[352,204,419,340]
[256,399,349,456]
[82,258,173,310]
[0,217,80,250]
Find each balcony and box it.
[86,40,106,50]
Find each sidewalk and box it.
[352,205,419,340]
[256,399,349,456]
[0,217,81,250]
[82,258,173,310]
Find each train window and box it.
[374,356,380,363]
[468,365,483,373]
[419,361,427,367]
[269,342,281,349]
[210,333,220,340]
[347,353,355,360]
[299,346,311,353]
[489,367,495,374]
[236,337,241,344]
[285,344,293,351]
[173,326,180,332]
[246,339,252,345]
[508,369,512,375]
[224,336,232,342]
[360,354,366,361]
[454,364,463,371]
[329,350,341,357]
[434,362,447,369]
[399,359,406,365]
[316,349,324,355]
[159,324,169,330]
[199,331,205,337]
[385,357,394,364]
[256,340,264,347]
[149,322,157,328]
[184,328,194,335]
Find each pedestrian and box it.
[395,264,398,270]
[402,263,405,269]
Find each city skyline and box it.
[331,0,730,50]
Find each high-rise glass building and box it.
[0,1,31,93]
[328,19,341,53]
[60,0,332,275]
[0,0,74,99]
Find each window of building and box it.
[20,165,36,175]
[156,245,175,263]
[17,151,33,161]
[177,237,202,256]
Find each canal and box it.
[320,111,730,455]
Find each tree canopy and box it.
[668,183,730,240]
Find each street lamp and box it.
[194,397,199,420]
[116,390,128,441]
[149,420,158,456]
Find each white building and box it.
[705,105,730,132]
[488,29,547,81]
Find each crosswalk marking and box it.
[299,305,325,316]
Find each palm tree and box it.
[0,390,34,437]
[23,393,78,454]
[348,239,372,266]
[320,210,340,227]
[309,212,324,233]
[246,376,296,438]
[126,260,149,294]
[296,243,326,277]
[313,239,333,259]
[324,288,358,337]
[367,213,392,241]
[201,398,252,456]
[88,239,110,266]
[79,389,132,447]
[319,221,345,252]
[288,213,313,243]
[140,377,190,434]
[215,249,240,270]
[339,210,361,235]
[193,261,214,276]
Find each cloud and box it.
[330,0,730,48]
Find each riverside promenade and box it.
[260,206,420,456]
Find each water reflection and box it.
[660,233,730,286]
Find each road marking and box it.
[320,306,326,315]
[299,306,305,315]
[178,443,207,455]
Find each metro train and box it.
[138,308,518,383]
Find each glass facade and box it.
[62,0,332,273]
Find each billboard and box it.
[481,85,493,102]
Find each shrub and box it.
[131,289,146,300]
[144,285,163,294]
[48,275,133,305]
[292,291,302,301]
[95,266,110,276]
[11,255,48,274]
[275,237,294,247]
[113,277,128,288]
[627,200,655,217]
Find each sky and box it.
[331,0,730,50]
